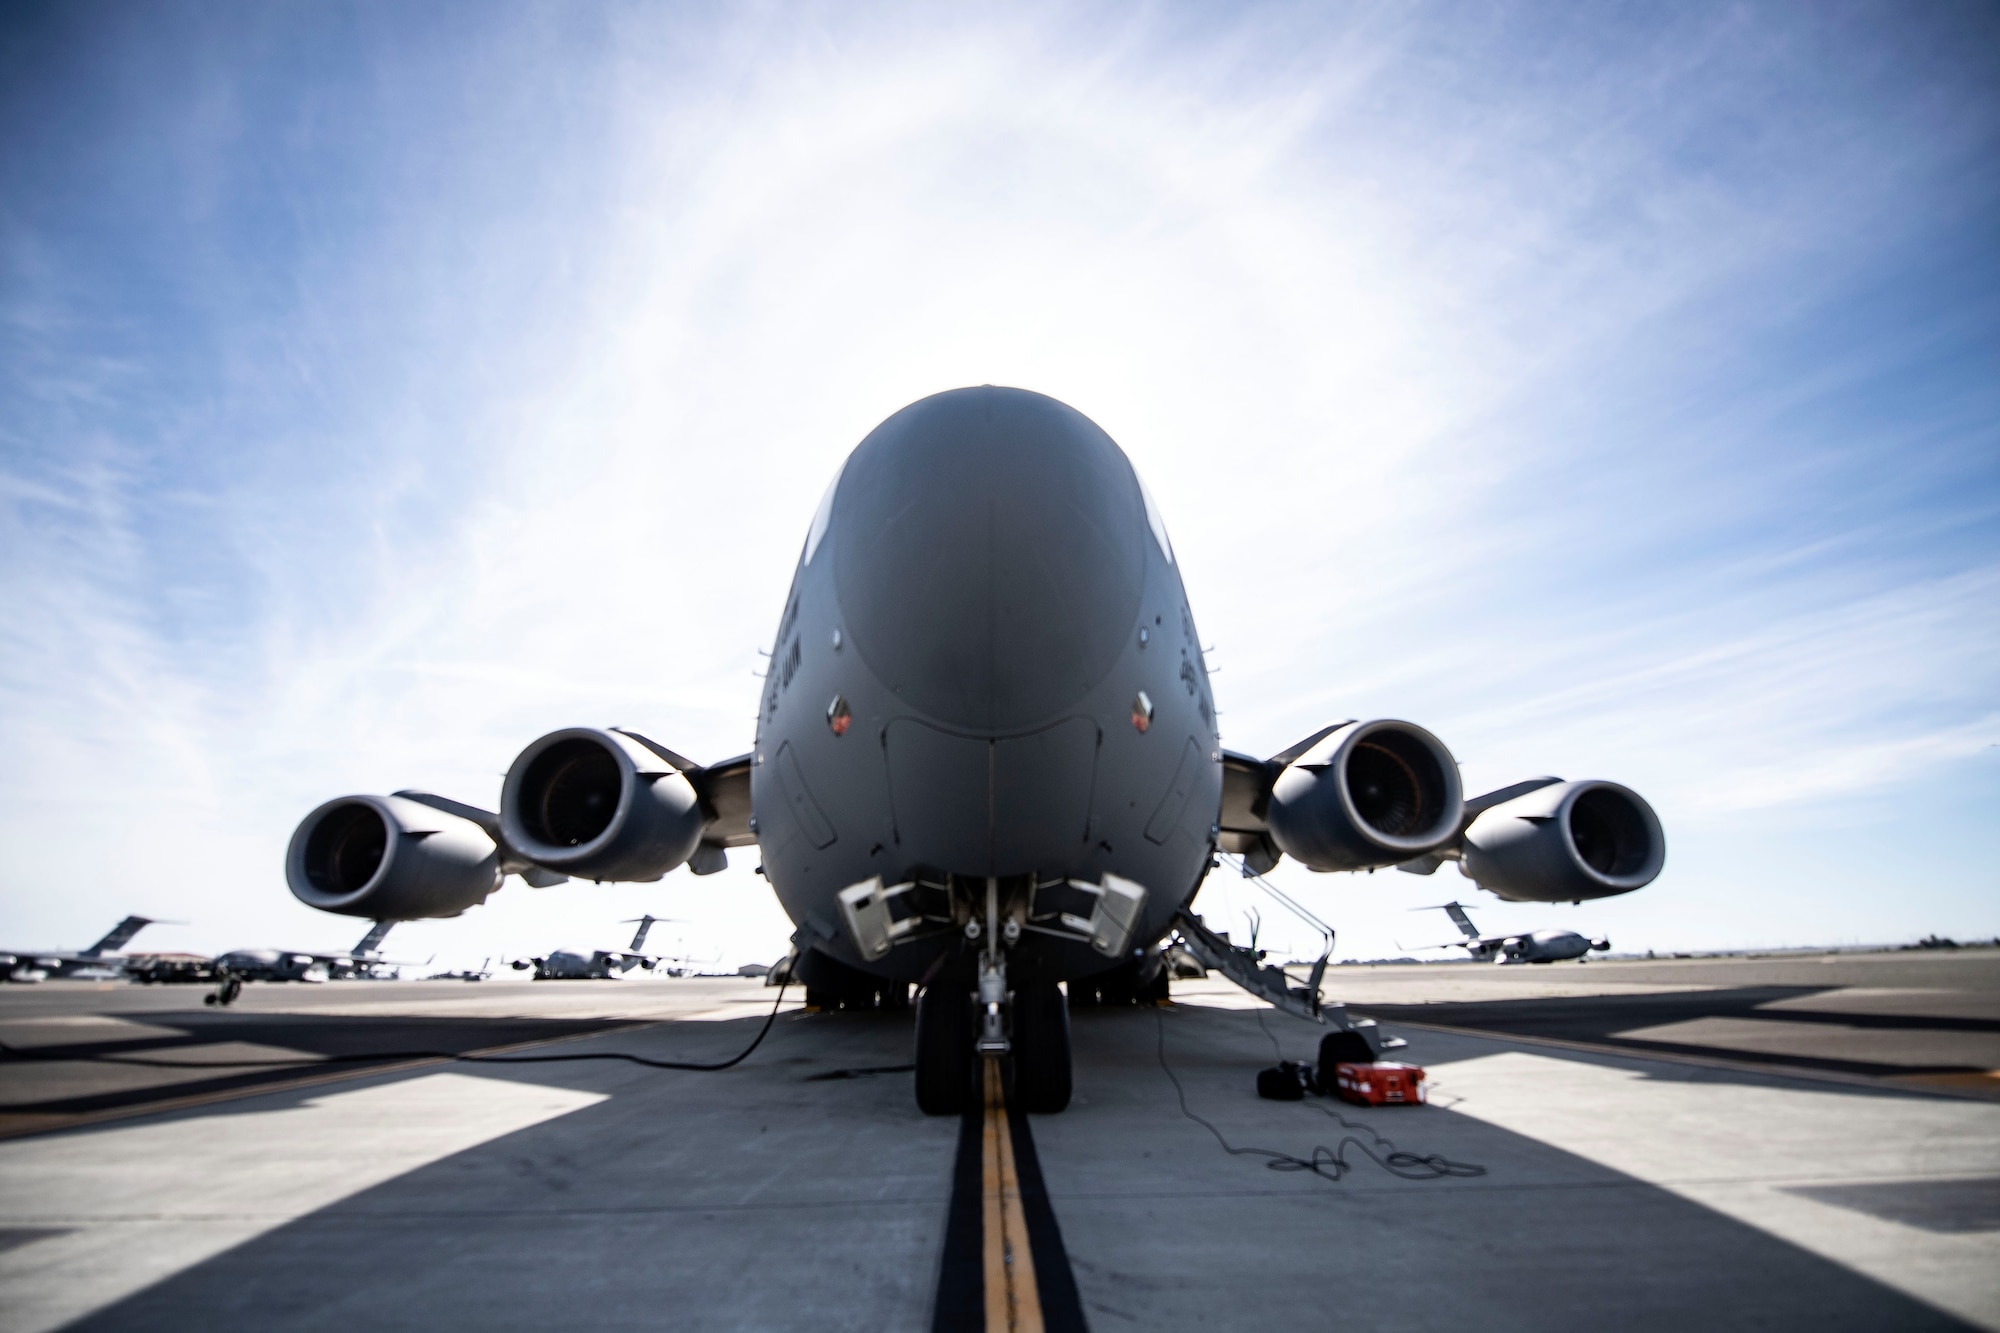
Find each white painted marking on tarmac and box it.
[1433,1049,2000,1330]
[0,1071,605,1333]
[1167,991,1272,1011]
[676,997,808,1022]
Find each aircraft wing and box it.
[1460,777,1565,824]
[406,740,753,881]
[1216,727,1356,873]
[313,952,428,967]
[1402,935,1515,955]
[1219,724,1352,838]
[395,789,568,887]
[613,731,753,851]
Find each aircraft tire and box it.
[914,983,973,1115]
[1012,979,1072,1114]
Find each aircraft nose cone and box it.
[829,387,1148,733]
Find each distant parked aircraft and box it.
[1419,901,1608,964]
[213,920,406,983]
[1,916,164,982]
[513,916,673,981]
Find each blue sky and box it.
[2,1,1995,969]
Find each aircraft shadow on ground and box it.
[0,1010,649,1116]
[56,1006,956,1333]
[1048,1004,1983,1332]
[50,1002,1983,1333]
[1348,985,2000,1081]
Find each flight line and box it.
[3,951,1996,1330]
[3,390,1988,1329]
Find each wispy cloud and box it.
[1,2,1994,963]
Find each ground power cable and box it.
[0,982,794,1074]
[1156,1005,1486,1183]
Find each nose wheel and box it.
[1010,979,1071,1113]
[913,878,1074,1115]
[913,977,1073,1115]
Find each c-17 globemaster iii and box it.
[211,920,404,983]
[282,386,1665,1113]
[1416,901,1611,964]
[512,915,674,980]
[1,915,164,982]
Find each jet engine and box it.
[286,795,501,919]
[499,727,704,882]
[1463,779,1664,902]
[1265,720,1464,872]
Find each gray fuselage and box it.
[1477,929,1602,964]
[748,387,1221,990]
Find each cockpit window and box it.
[1136,469,1175,565]
[803,459,845,565]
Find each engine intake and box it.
[500,727,704,882]
[286,795,501,919]
[1463,780,1664,902]
[1265,720,1464,872]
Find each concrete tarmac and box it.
[0,952,1995,1331]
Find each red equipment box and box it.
[1332,1061,1427,1107]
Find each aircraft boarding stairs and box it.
[1171,908,1404,1050]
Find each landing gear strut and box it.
[912,876,1075,1116]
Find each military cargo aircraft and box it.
[1416,901,1610,964]
[283,386,1665,1113]
[512,915,671,980]
[2,915,164,982]
[212,920,403,983]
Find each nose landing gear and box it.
[976,953,1010,1056]
[913,878,1074,1115]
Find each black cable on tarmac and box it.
[1154,1005,1486,1183]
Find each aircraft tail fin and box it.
[84,916,156,957]
[1446,902,1480,939]
[624,916,660,952]
[1412,901,1481,939]
[352,920,395,957]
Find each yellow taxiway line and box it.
[980,1056,1044,1333]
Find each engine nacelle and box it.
[1463,779,1664,902]
[1265,720,1464,872]
[286,795,501,919]
[500,727,704,882]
